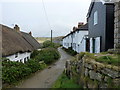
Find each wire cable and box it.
[41,0,51,31]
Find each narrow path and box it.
[17,47,72,88]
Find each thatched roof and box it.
[21,32,40,50]
[1,24,40,57]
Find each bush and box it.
[43,40,52,48]
[30,50,40,58]
[2,61,32,84]
[42,40,60,49]
[26,59,42,73]
[62,47,77,56]
[35,48,60,64]
[2,59,46,84]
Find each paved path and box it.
[17,47,72,88]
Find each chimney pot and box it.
[73,26,77,31]
[29,31,32,36]
[14,24,20,32]
[78,22,84,28]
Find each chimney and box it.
[29,31,32,36]
[78,22,84,28]
[14,24,20,32]
[73,26,77,31]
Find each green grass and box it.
[95,55,120,66]
[52,73,82,88]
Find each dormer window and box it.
[94,11,98,25]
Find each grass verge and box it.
[52,72,82,88]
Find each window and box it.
[15,53,18,58]
[94,11,98,25]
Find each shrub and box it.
[2,59,46,84]
[26,59,42,73]
[30,50,40,58]
[43,40,52,48]
[62,47,77,56]
[35,48,60,64]
[42,40,60,49]
[2,61,32,84]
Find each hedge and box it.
[35,48,60,64]
[2,60,46,84]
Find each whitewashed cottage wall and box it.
[63,34,72,49]
[6,52,31,63]
[72,30,88,53]
[77,31,88,53]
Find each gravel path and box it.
[17,47,72,88]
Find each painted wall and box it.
[88,2,106,52]
[6,52,31,63]
[63,34,72,49]
[63,30,88,53]
[72,31,88,53]
[88,2,114,52]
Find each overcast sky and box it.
[1,0,91,37]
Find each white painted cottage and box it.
[63,23,89,53]
[1,24,40,63]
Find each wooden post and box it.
[51,30,53,45]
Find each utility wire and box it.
[41,0,51,30]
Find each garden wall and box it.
[114,1,120,49]
[65,55,120,88]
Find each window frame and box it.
[94,11,98,25]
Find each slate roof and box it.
[63,23,88,39]
[87,0,114,18]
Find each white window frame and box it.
[94,11,98,25]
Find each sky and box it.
[1,0,91,37]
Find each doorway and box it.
[92,38,95,53]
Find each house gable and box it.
[87,1,114,52]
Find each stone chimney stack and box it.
[78,22,84,28]
[29,31,32,36]
[14,24,20,32]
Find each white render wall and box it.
[63,34,72,49]
[6,52,31,63]
[72,31,88,53]
[63,30,88,53]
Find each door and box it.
[95,37,101,53]
[92,38,95,53]
[86,38,90,52]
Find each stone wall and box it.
[65,56,120,88]
[114,1,120,49]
